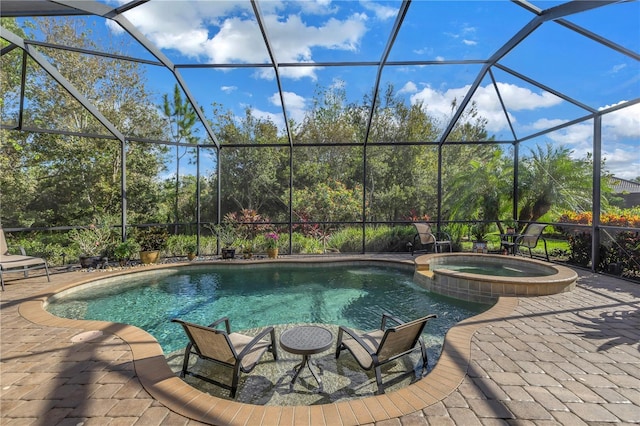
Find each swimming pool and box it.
[46,263,488,360]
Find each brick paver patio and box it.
[1,257,639,425]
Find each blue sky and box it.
[16,0,640,179]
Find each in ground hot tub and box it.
[414,253,577,303]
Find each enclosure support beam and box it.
[121,139,127,242]
[513,142,519,226]
[196,148,201,253]
[592,115,603,272]
[436,145,443,230]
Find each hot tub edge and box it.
[414,253,577,302]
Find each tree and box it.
[289,178,363,249]
[444,148,512,234]
[1,17,166,227]
[1,19,36,226]
[162,84,198,233]
[518,143,594,223]
[362,85,441,221]
[208,105,289,220]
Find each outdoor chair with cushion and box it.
[172,317,278,398]
[335,313,437,394]
[501,222,549,261]
[0,228,50,291]
[410,222,452,255]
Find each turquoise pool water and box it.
[432,261,551,277]
[46,263,488,363]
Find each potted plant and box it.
[213,223,237,259]
[265,231,279,258]
[185,241,197,261]
[135,227,168,264]
[114,239,139,266]
[69,221,113,268]
[502,219,517,235]
[240,240,254,259]
[471,222,488,253]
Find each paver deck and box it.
[1,256,639,425]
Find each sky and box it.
[14,0,640,180]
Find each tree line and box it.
[1,17,617,237]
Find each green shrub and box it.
[327,228,361,253]
[114,239,140,261]
[166,234,197,256]
[291,232,323,254]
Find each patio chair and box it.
[172,317,278,398]
[335,313,436,394]
[0,228,50,291]
[410,223,452,255]
[501,223,549,261]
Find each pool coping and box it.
[414,253,577,303]
[18,258,518,425]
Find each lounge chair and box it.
[335,313,436,394]
[172,317,278,398]
[501,223,549,261]
[0,228,50,291]
[410,222,452,255]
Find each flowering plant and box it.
[69,223,112,257]
[265,232,279,249]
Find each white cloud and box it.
[281,91,307,109]
[269,91,307,123]
[601,147,640,180]
[105,19,124,35]
[246,91,308,133]
[412,47,431,55]
[495,83,562,110]
[203,17,267,63]
[398,81,418,95]
[596,104,639,178]
[610,63,627,74]
[276,66,321,81]
[329,78,347,91]
[297,0,338,15]
[359,0,397,20]
[119,1,242,59]
[533,104,640,179]
[461,24,477,35]
[221,85,237,94]
[264,13,366,55]
[445,23,477,44]
[547,122,593,146]
[251,108,285,132]
[409,82,562,133]
[116,1,368,80]
[600,102,640,138]
[531,118,568,130]
[404,84,637,181]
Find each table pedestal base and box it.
[289,354,323,392]
[280,325,333,393]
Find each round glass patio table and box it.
[279,325,333,392]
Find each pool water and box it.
[432,261,551,277]
[46,264,488,361]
